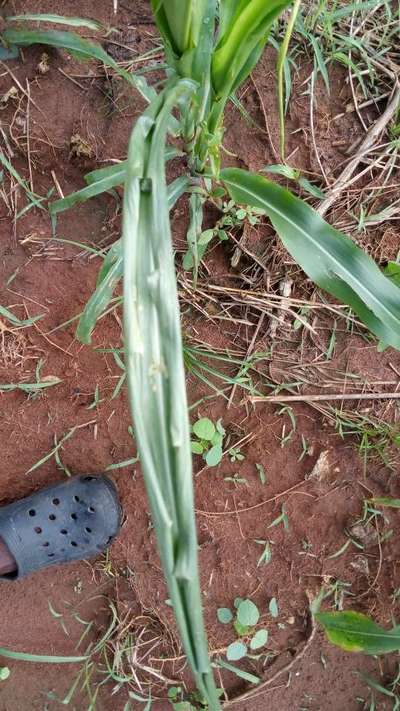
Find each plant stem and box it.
[277,0,301,160]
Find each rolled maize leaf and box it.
[316,611,400,654]
[76,175,191,344]
[151,0,216,87]
[211,0,291,97]
[187,0,217,85]
[150,0,193,55]
[6,14,103,30]
[218,1,247,37]
[3,28,156,104]
[122,79,220,707]
[221,168,400,350]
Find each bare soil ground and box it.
[0,1,399,710]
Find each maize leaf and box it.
[222,168,400,350]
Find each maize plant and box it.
[4,2,400,708]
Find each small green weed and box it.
[217,598,269,662]
[168,685,224,710]
[223,472,248,487]
[191,417,225,467]
[228,447,245,463]
[182,199,264,273]
[254,539,272,567]
[268,505,289,531]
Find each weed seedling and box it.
[255,540,272,567]
[298,435,312,462]
[228,447,245,463]
[216,598,268,663]
[268,505,289,532]
[223,472,248,487]
[278,406,297,448]
[191,417,225,467]
[168,685,223,710]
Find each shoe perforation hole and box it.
[52,498,60,506]
[71,541,78,547]
[42,542,50,547]
[28,509,36,517]
[60,529,68,535]
[49,514,56,521]
[34,526,42,534]
[85,527,92,534]
[71,513,77,520]
[73,495,80,503]
[88,506,95,513]
[84,476,95,482]
[48,553,55,558]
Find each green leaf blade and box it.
[205,445,223,467]
[226,641,247,661]
[0,647,87,664]
[250,629,268,650]
[217,608,233,624]
[7,14,103,30]
[316,611,400,655]
[221,168,400,350]
[3,28,156,104]
[237,599,260,627]
[193,417,215,441]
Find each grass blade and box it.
[0,151,44,210]
[0,647,87,664]
[0,379,61,393]
[277,0,301,159]
[0,304,42,328]
[370,498,400,509]
[215,659,260,684]
[221,168,400,350]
